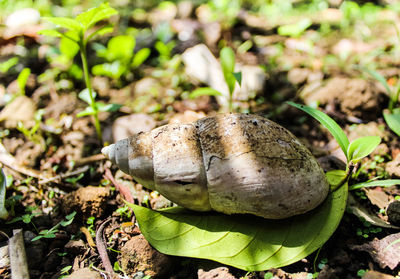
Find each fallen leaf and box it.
[362,270,395,279]
[347,194,399,229]
[351,232,400,270]
[364,188,391,210]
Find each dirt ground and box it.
[1,1,400,279]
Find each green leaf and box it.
[132,48,151,68]
[60,32,79,58]
[325,170,347,187]
[76,106,95,117]
[233,72,242,86]
[42,17,82,32]
[107,35,135,61]
[130,184,348,271]
[287,102,350,160]
[96,103,122,112]
[37,29,64,37]
[278,18,312,37]
[76,2,117,31]
[220,47,236,94]
[86,24,114,42]
[0,168,9,220]
[189,87,223,99]
[17,68,31,95]
[61,212,76,226]
[0,57,18,73]
[349,179,400,190]
[220,47,235,74]
[347,136,381,163]
[360,67,391,96]
[92,61,125,79]
[78,88,96,105]
[384,111,400,137]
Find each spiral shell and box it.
[102,113,329,219]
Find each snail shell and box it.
[102,113,329,219]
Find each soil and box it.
[1,1,400,279]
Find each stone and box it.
[112,113,156,142]
[120,234,174,278]
[387,201,400,226]
[65,267,102,279]
[61,186,110,220]
[64,240,86,255]
[182,44,266,109]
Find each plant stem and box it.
[79,42,102,142]
[389,86,400,113]
[228,95,233,113]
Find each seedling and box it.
[288,103,388,186]
[360,66,400,137]
[17,109,45,149]
[115,205,132,220]
[86,216,96,236]
[58,265,72,279]
[39,3,119,142]
[288,102,380,184]
[0,57,18,73]
[32,211,76,241]
[92,34,150,80]
[288,102,400,191]
[17,68,31,95]
[7,206,41,232]
[189,47,242,112]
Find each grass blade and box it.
[384,112,400,137]
[349,179,400,190]
[287,102,350,159]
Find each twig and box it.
[96,218,117,279]
[103,168,134,203]
[38,166,89,185]
[0,142,46,180]
[80,226,96,247]
[9,229,29,279]
[74,153,106,167]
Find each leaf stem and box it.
[79,41,102,142]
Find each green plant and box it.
[7,206,41,232]
[0,57,18,73]
[288,102,381,186]
[356,219,382,238]
[58,265,72,279]
[288,102,400,191]
[32,211,76,241]
[86,216,95,236]
[0,168,9,220]
[155,40,176,66]
[277,18,312,37]
[189,46,242,112]
[357,269,367,277]
[361,67,400,137]
[264,272,274,279]
[115,205,132,220]
[92,34,150,80]
[17,109,45,149]
[65,173,84,185]
[39,3,118,142]
[16,67,31,96]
